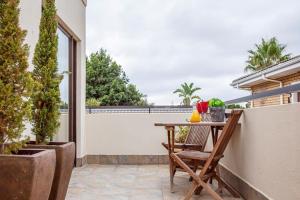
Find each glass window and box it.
[57,29,70,112]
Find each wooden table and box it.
[155,122,226,146]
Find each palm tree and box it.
[244,37,291,72]
[173,82,201,106]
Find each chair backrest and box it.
[200,110,243,176]
[184,113,211,150]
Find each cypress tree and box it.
[32,0,62,144]
[0,0,33,154]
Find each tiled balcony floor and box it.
[66,165,242,200]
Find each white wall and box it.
[221,103,300,200]
[85,113,190,155]
[19,0,86,157]
[19,0,42,70]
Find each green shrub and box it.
[226,104,244,109]
[31,0,61,144]
[86,98,101,107]
[0,0,34,153]
[175,126,190,143]
[209,98,225,107]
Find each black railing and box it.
[84,83,300,113]
[86,105,193,114]
[225,83,300,104]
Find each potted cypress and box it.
[0,0,56,199]
[209,98,225,122]
[25,0,75,200]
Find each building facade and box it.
[19,0,87,161]
[231,56,300,107]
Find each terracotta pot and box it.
[26,142,75,200]
[196,101,209,113]
[0,149,56,200]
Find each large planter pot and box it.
[26,142,75,200]
[209,107,225,122]
[196,101,209,113]
[0,149,56,200]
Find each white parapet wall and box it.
[221,103,300,199]
[56,104,300,199]
[85,113,190,155]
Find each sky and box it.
[86,0,300,105]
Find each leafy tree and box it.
[245,37,291,72]
[226,104,244,109]
[173,82,201,106]
[0,0,33,154]
[31,0,61,144]
[86,49,146,106]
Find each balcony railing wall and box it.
[221,103,300,199]
[85,112,190,155]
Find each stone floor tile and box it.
[66,165,243,200]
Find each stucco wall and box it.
[221,103,300,199]
[85,113,190,155]
[19,0,86,157]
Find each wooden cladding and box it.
[251,72,300,107]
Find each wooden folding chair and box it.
[170,110,243,200]
[161,114,211,184]
[162,114,212,151]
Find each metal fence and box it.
[64,82,300,114]
[85,106,193,114]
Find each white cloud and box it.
[86,0,300,104]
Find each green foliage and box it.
[175,126,190,143]
[245,37,291,72]
[173,82,201,106]
[86,49,147,106]
[0,0,33,154]
[31,0,61,144]
[226,104,244,109]
[209,98,225,107]
[86,98,101,107]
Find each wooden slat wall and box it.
[251,72,300,107]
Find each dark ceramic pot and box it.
[0,149,56,200]
[26,142,75,200]
[209,107,225,122]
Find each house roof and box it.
[231,55,300,88]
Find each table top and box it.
[154,121,226,127]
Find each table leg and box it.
[211,126,220,146]
[209,126,217,184]
[167,126,175,192]
[212,127,223,193]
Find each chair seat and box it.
[176,150,211,161]
[161,142,203,151]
